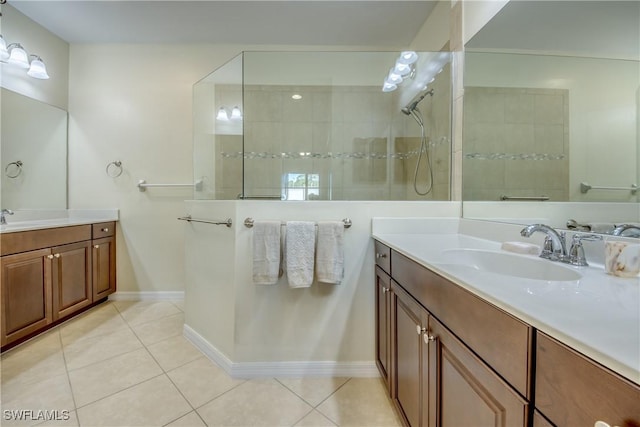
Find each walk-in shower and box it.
[193,51,452,201]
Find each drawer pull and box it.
[376,253,387,259]
[54,253,60,258]
[101,228,109,232]
[424,333,436,344]
[416,325,426,335]
[595,422,620,427]
[382,287,389,293]
[94,245,100,249]
[47,254,54,259]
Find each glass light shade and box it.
[230,106,242,120]
[393,61,412,77]
[397,51,418,65]
[0,36,9,61]
[27,57,49,79]
[382,82,397,92]
[8,44,29,68]
[216,107,229,121]
[386,68,403,85]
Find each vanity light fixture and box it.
[216,107,229,121]
[381,50,418,92]
[0,35,50,80]
[230,106,243,120]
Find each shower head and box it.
[401,88,434,115]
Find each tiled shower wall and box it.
[213,79,450,201]
[463,87,570,201]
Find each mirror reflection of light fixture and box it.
[216,107,229,121]
[230,106,242,120]
[0,35,50,79]
[382,51,418,92]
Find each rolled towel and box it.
[316,221,344,284]
[586,223,615,234]
[501,241,541,256]
[285,221,316,288]
[252,221,282,285]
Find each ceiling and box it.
[7,1,438,46]
[466,1,640,59]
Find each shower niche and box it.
[193,51,452,201]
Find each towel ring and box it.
[5,160,23,178]
[106,161,123,178]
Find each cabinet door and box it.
[51,241,92,321]
[92,236,116,300]
[428,317,528,427]
[393,282,428,427]
[375,266,392,391]
[536,332,640,427]
[1,248,53,346]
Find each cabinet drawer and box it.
[1,225,92,256]
[374,240,391,273]
[92,222,115,239]
[536,332,640,427]
[392,250,532,398]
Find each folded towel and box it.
[316,221,344,284]
[252,221,282,285]
[501,241,541,256]
[285,221,316,288]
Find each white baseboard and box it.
[109,291,185,301]
[183,324,379,379]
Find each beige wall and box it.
[0,3,69,109]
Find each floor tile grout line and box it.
[63,338,145,374]
[55,328,80,427]
[123,310,185,330]
[288,406,318,427]
[191,377,249,412]
[73,372,167,412]
[313,377,352,409]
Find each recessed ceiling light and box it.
[291,94,302,100]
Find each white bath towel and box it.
[252,221,282,285]
[316,221,344,284]
[285,221,316,288]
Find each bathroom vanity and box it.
[373,219,640,427]
[1,218,117,350]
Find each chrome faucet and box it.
[520,224,567,261]
[567,233,603,266]
[0,209,14,225]
[611,224,640,237]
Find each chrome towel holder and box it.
[243,217,352,229]
[178,215,232,227]
[106,160,123,178]
[5,160,23,178]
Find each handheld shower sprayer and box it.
[401,88,435,196]
[401,88,434,115]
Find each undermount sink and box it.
[438,248,583,282]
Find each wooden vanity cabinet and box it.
[0,248,53,346]
[51,241,93,320]
[535,332,640,427]
[92,223,116,301]
[1,222,117,349]
[375,266,392,391]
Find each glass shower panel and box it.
[193,53,243,200]
[193,51,452,201]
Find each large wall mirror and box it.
[1,88,68,209]
[463,1,639,233]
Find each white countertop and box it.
[0,209,119,233]
[373,219,640,386]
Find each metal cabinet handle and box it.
[54,253,60,258]
[595,421,620,427]
[94,245,100,249]
[376,253,387,259]
[423,333,435,344]
[416,325,426,335]
[47,254,54,259]
[101,228,109,232]
[382,287,389,293]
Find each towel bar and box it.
[178,216,232,227]
[138,179,204,192]
[500,195,550,201]
[244,217,352,229]
[580,182,638,195]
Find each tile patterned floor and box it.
[0,300,401,427]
